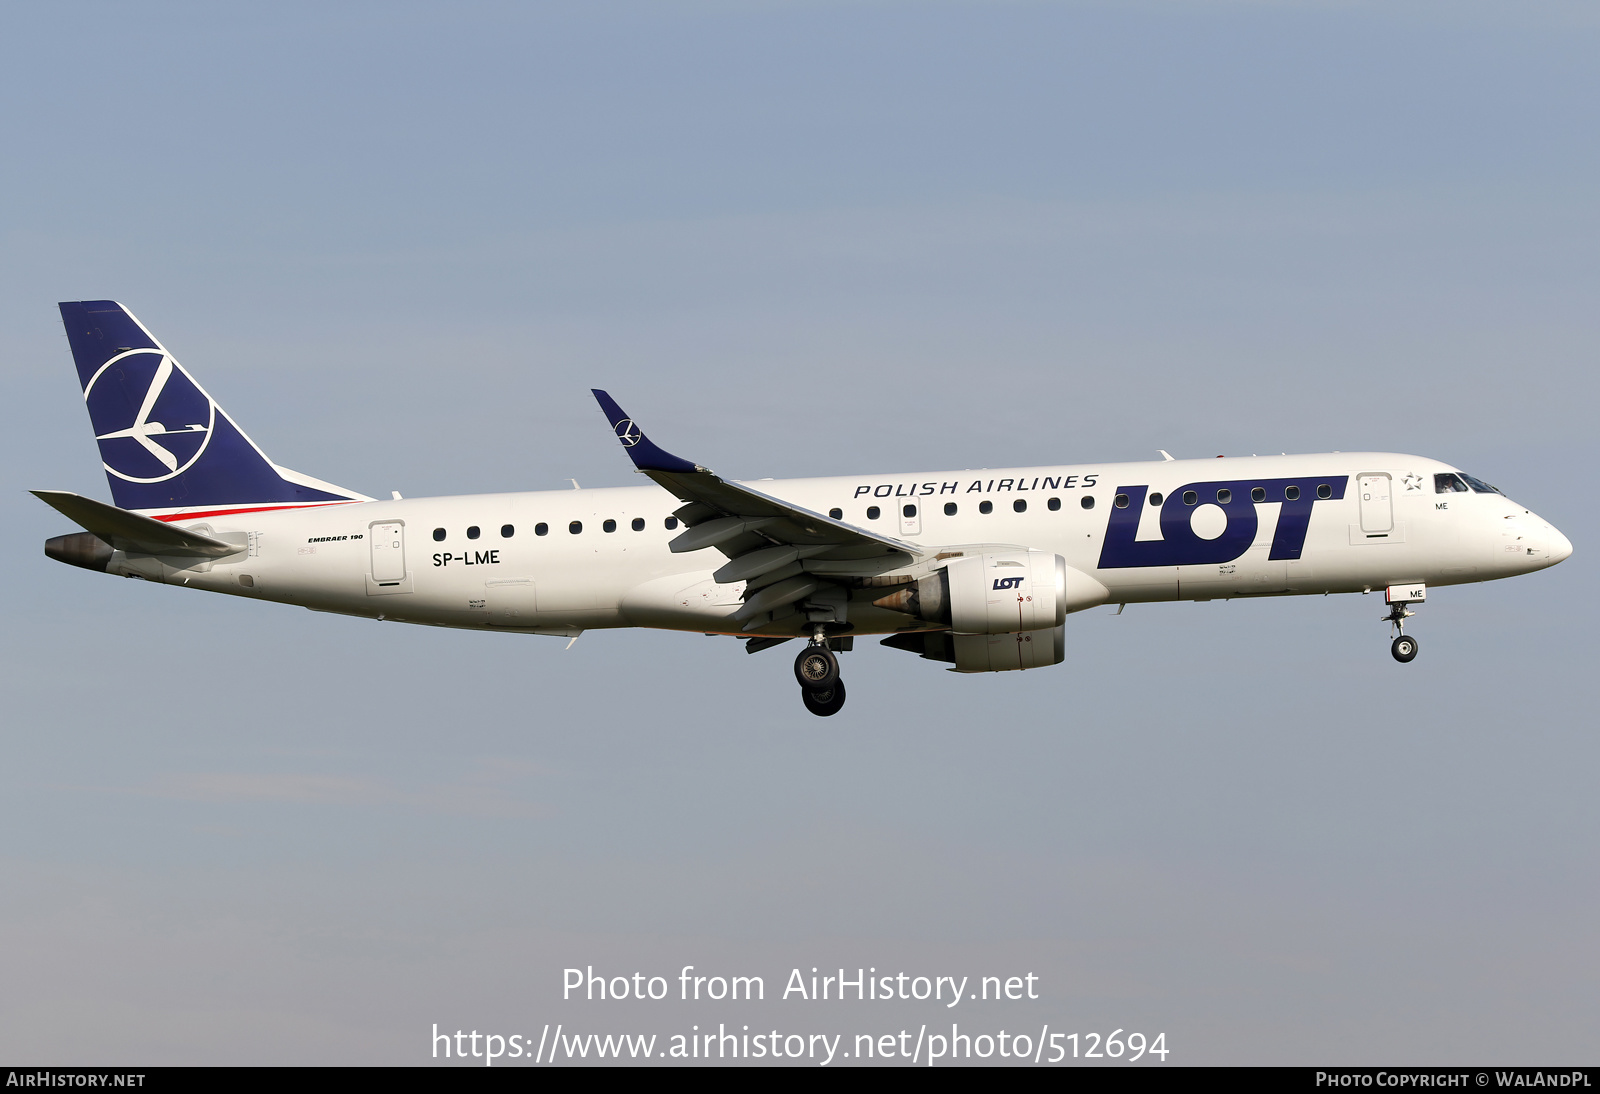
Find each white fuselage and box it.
[119,452,1570,638]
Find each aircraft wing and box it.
[591,390,918,630]
[31,490,241,557]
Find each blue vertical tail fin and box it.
[58,301,370,517]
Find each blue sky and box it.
[1,1,1596,1064]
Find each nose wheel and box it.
[795,638,847,716]
[1390,634,1419,663]
[1382,590,1421,664]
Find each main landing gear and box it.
[801,679,847,717]
[795,634,847,716]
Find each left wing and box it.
[591,390,918,632]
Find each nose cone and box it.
[1548,525,1573,566]
[1498,504,1572,572]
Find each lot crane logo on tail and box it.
[84,349,216,483]
[614,419,643,447]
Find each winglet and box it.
[590,390,701,474]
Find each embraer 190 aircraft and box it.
[37,301,1572,716]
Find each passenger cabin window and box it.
[432,528,446,541]
[467,526,480,540]
[603,519,617,533]
[1317,484,1332,499]
[664,517,679,530]
[1182,491,1198,506]
[1251,487,1265,502]
[1461,474,1501,494]
[945,502,958,516]
[1080,496,1095,510]
[979,501,993,514]
[632,517,645,531]
[535,523,548,536]
[569,521,583,534]
[829,508,842,520]
[1047,498,1060,511]
[1285,485,1300,501]
[1148,492,1163,507]
[501,524,515,538]
[904,504,917,518]
[1114,494,1129,509]
[1435,473,1471,494]
[1216,489,1232,504]
[866,506,881,520]
[1013,499,1026,513]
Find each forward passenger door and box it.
[1358,475,1393,534]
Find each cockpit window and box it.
[1460,473,1501,494]
[1434,473,1471,494]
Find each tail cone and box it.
[45,532,113,572]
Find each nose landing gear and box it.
[1381,582,1426,664]
[795,630,848,716]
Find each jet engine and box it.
[872,550,1107,634]
[882,626,1068,673]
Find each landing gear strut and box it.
[795,628,847,715]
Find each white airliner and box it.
[37,301,1572,715]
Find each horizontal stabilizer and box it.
[31,490,240,557]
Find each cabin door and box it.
[1358,475,1393,533]
[370,521,407,585]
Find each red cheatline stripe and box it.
[149,501,359,522]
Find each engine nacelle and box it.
[873,550,1107,634]
[947,550,1064,633]
[880,626,1067,672]
[949,627,1065,672]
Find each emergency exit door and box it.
[1358,475,1393,533]
[899,501,922,537]
[370,521,407,585]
